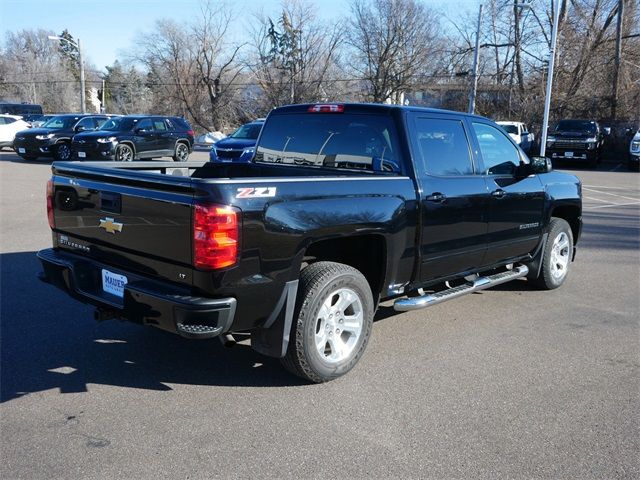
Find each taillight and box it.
[307,104,344,113]
[187,129,195,136]
[46,179,55,229]
[193,203,240,270]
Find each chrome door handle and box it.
[491,189,506,198]
[426,193,446,202]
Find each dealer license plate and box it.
[18,148,25,153]
[565,151,573,158]
[77,151,86,158]
[102,269,128,298]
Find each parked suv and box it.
[13,114,113,161]
[0,114,31,149]
[209,119,264,163]
[72,115,194,161]
[629,129,640,171]
[546,119,606,167]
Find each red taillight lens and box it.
[46,179,55,229]
[193,203,240,270]
[187,129,195,136]
[307,104,344,113]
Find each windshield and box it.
[42,116,78,130]
[555,120,597,134]
[500,125,518,134]
[230,123,263,140]
[99,117,130,132]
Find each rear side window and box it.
[414,118,473,176]
[255,113,401,173]
[136,118,153,131]
[153,119,167,131]
[170,117,191,131]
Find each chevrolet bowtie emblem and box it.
[99,217,123,234]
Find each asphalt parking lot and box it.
[1,150,638,479]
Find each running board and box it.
[393,265,529,312]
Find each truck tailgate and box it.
[51,164,194,267]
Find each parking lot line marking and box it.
[584,196,616,204]
[583,184,640,190]
[583,187,639,202]
[585,201,640,210]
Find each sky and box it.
[1,0,481,72]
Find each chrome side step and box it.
[393,265,529,312]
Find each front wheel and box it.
[114,144,134,162]
[173,142,190,162]
[529,218,574,290]
[281,262,374,383]
[54,143,72,161]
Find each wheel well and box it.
[118,141,136,154]
[551,206,580,243]
[304,235,386,301]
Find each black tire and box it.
[173,142,190,162]
[529,217,574,290]
[281,262,374,383]
[54,143,72,161]
[114,144,134,162]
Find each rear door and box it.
[470,121,544,265]
[133,118,156,157]
[409,112,490,282]
[152,117,174,155]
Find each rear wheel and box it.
[114,144,134,162]
[281,262,374,383]
[54,143,72,161]
[173,142,190,162]
[529,217,573,290]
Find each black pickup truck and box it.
[38,103,582,382]
[545,119,607,167]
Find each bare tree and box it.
[346,0,442,104]
[134,1,244,131]
[248,0,343,112]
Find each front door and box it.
[410,113,490,282]
[470,121,545,265]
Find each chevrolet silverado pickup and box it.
[38,103,582,382]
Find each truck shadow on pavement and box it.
[1,252,311,403]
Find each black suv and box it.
[71,115,195,162]
[13,114,114,161]
[545,119,606,167]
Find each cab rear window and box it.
[255,113,402,173]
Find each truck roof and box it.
[272,103,485,119]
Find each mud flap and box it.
[526,232,548,280]
[251,280,298,358]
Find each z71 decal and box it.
[236,187,277,198]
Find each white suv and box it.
[0,114,31,150]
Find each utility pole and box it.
[101,79,106,113]
[611,0,624,120]
[540,0,561,157]
[468,3,483,114]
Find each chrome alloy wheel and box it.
[116,145,133,162]
[175,143,189,161]
[314,288,363,364]
[550,231,570,280]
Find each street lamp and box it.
[48,35,86,113]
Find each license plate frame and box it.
[101,269,128,298]
[564,151,574,158]
[77,151,86,158]
[18,147,25,154]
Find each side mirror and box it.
[603,127,611,136]
[530,156,552,174]
[75,125,86,132]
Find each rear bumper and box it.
[37,248,236,339]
